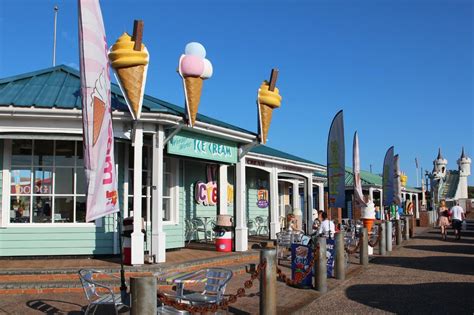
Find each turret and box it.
[456,147,471,199]
[433,148,448,179]
[458,147,471,177]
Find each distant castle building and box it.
[430,148,471,204]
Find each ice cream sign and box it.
[195,165,234,206]
[167,130,237,164]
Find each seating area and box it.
[184,217,216,244]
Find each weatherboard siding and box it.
[246,168,270,235]
[0,140,3,226]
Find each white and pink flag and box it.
[353,132,367,207]
[78,0,119,222]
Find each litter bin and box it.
[214,215,233,252]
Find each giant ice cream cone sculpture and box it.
[109,21,149,120]
[257,69,282,144]
[361,201,376,233]
[178,42,213,127]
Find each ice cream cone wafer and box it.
[115,65,145,119]
[258,102,274,144]
[93,96,106,146]
[183,76,203,126]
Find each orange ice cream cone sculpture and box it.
[361,201,376,233]
[362,218,375,232]
[257,69,282,144]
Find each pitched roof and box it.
[249,145,323,167]
[0,64,254,135]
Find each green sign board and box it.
[167,130,238,164]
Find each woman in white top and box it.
[318,212,335,238]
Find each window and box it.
[126,142,177,224]
[9,140,86,224]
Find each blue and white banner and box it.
[327,110,345,208]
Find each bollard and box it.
[396,219,402,245]
[130,276,157,315]
[334,232,345,280]
[260,248,277,315]
[360,227,368,266]
[404,217,410,240]
[315,237,328,293]
[379,222,386,256]
[386,220,392,252]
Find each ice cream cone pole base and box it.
[116,65,145,119]
[183,76,203,126]
[259,103,274,144]
[362,218,375,233]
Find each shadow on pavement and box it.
[415,235,474,244]
[346,282,474,313]
[371,255,474,275]
[405,244,474,255]
[26,299,83,314]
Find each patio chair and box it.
[184,219,197,244]
[247,219,255,235]
[179,268,233,305]
[78,269,127,315]
[255,216,269,236]
[192,218,207,242]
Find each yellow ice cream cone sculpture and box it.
[109,21,149,120]
[257,69,282,144]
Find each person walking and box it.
[438,200,450,240]
[318,212,335,239]
[450,202,465,240]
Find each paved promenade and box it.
[0,227,473,314]
[299,228,474,314]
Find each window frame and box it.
[6,139,92,226]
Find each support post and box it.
[396,219,402,245]
[131,276,157,315]
[235,157,248,251]
[260,248,277,315]
[316,237,328,293]
[335,232,345,280]
[269,167,280,239]
[318,183,325,211]
[360,227,368,266]
[218,165,228,215]
[386,220,392,252]
[306,174,314,235]
[131,124,144,265]
[379,222,386,256]
[152,126,166,263]
[404,216,410,240]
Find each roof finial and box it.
[461,146,466,159]
[437,147,443,160]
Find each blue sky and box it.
[0,0,472,186]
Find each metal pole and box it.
[52,5,58,66]
[260,248,277,315]
[396,219,402,245]
[404,217,410,240]
[386,220,392,252]
[360,227,368,266]
[379,222,386,256]
[117,211,129,305]
[334,232,345,280]
[316,237,327,293]
[130,276,157,315]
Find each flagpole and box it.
[52,5,58,66]
[117,211,128,303]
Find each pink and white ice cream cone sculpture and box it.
[361,201,376,233]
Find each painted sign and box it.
[327,110,345,208]
[168,130,237,164]
[195,165,234,206]
[257,189,269,208]
[326,238,336,277]
[291,244,313,288]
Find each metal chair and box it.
[78,269,127,315]
[255,216,269,236]
[179,268,233,305]
[184,219,197,244]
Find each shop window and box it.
[9,140,87,224]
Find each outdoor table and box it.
[197,216,213,243]
[158,269,208,298]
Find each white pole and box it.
[52,5,58,66]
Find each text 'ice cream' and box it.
[178,42,213,126]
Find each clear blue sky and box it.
[0,0,472,186]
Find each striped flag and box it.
[78,0,119,222]
[353,132,367,207]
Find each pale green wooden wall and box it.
[246,168,270,235]
[0,140,3,223]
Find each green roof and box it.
[249,145,323,167]
[345,167,383,187]
[0,65,254,135]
